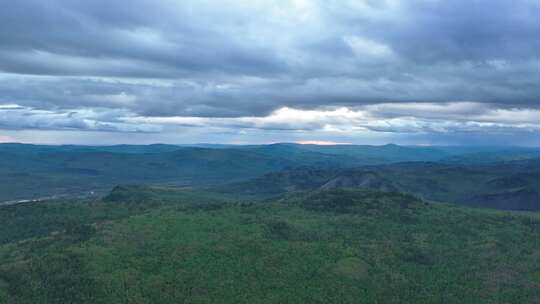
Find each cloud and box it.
[2,100,540,145]
[343,36,395,59]
[118,102,540,134]
[0,1,540,144]
[0,105,160,133]
[0,135,13,143]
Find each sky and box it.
[1,0,540,145]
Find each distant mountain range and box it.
[1,143,540,211]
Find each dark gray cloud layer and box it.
[0,0,539,144]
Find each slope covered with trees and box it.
[1,186,539,303]
[224,160,540,211]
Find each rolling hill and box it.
[223,160,540,211]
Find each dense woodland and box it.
[1,186,539,303]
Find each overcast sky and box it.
[1,0,540,145]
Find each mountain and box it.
[442,147,540,163]
[3,143,540,207]
[247,143,540,164]
[0,143,184,154]
[223,160,540,211]
[0,143,393,201]
[0,143,456,202]
[320,170,398,192]
[225,168,398,195]
[467,188,540,211]
[0,147,296,201]
[486,171,540,189]
[1,186,538,303]
[219,167,339,194]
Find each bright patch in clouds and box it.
[343,36,395,58]
[3,102,540,137]
[0,135,13,142]
[2,101,540,145]
[121,102,540,134]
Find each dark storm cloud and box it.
[0,0,540,143]
[386,1,540,63]
[0,0,286,78]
